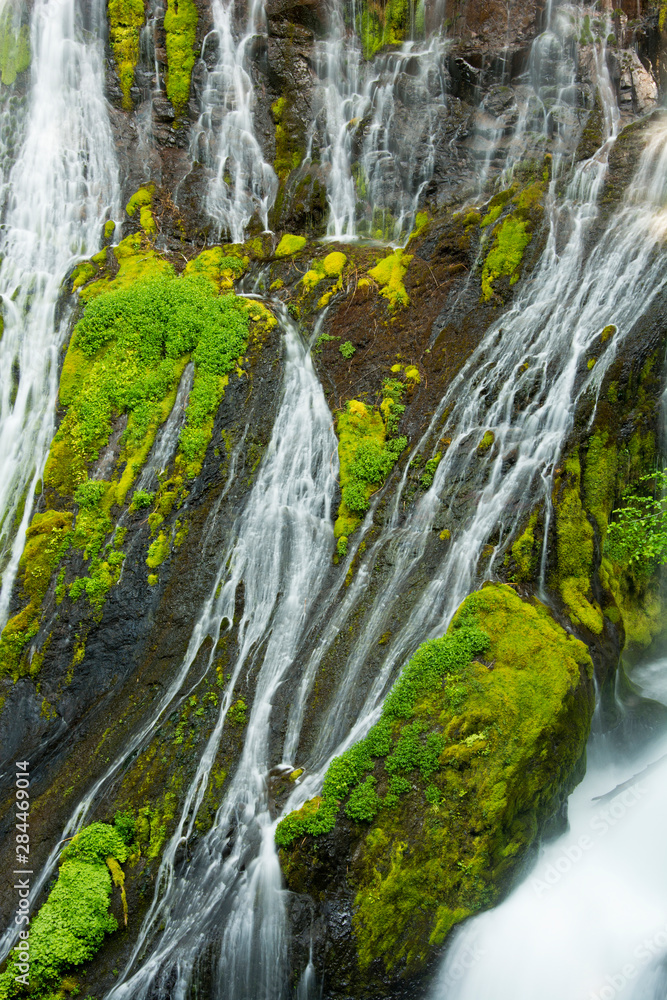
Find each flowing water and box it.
[310,3,448,242]
[190,0,278,241]
[0,0,120,626]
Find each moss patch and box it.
[0,5,29,87]
[108,0,145,110]
[278,585,593,975]
[275,233,307,257]
[368,249,411,310]
[480,181,545,301]
[126,185,156,236]
[0,820,131,1000]
[164,0,197,115]
[553,454,604,634]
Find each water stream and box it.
[0,0,120,626]
[190,0,278,241]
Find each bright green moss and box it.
[279,586,593,974]
[334,400,406,541]
[227,698,247,726]
[509,510,538,582]
[108,0,145,110]
[553,455,604,634]
[301,252,348,306]
[164,0,197,114]
[0,512,73,678]
[481,216,531,300]
[355,0,422,58]
[368,249,411,309]
[0,822,128,1000]
[275,233,307,257]
[583,430,618,539]
[184,247,247,290]
[477,430,495,453]
[72,261,97,292]
[146,531,170,569]
[271,96,303,179]
[104,219,116,240]
[126,185,156,236]
[0,4,30,87]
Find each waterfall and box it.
[429,656,667,1000]
[191,0,278,241]
[0,0,120,626]
[311,5,447,242]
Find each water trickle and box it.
[191,0,278,241]
[0,0,120,627]
[311,7,448,242]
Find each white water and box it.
[0,0,120,626]
[431,661,667,1000]
[191,0,278,241]
[100,311,337,1000]
[311,4,447,242]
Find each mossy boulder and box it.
[278,584,594,995]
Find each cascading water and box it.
[190,0,278,241]
[0,0,120,626]
[89,310,338,1000]
[311,2,448,241]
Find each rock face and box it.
[278,585,595,998]
[0,0,666,997]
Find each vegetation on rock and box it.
[278,585,594,975]
[108,0,145,110]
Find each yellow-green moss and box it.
[146,531,170,569]
[104,219,116,240]
[126,185,156,236]
[583,430,618,539]
[279,585,593,975]
[0,4,30,86]
[480,182,545,301]
[368,249,411,309]
[510,510,539,583]
[0,511,73,678]
[334,400,386,540]
[301,252,348,306]
[108,0,145,110]
[356,0,421,59]
[275,233,307,257]
[184,247,247,290]
[271,97,303,179]
[477,430,495,453]
[164,0,197,115]
[553,455,604,634]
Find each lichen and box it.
[108,0,145,110]
[164,0,197,115]
[278,585,594,976]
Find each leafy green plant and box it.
[339,340,356,359]
[606,469,667,568]
[130,489,154,510]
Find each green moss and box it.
[0,511,73,678]
[355,0,422,58]
[553,454,604,634]
[184,247,247,290]
[146,531,170,569]
[164,0,197,115]
[279,586,593,974]
[0,822,128,1000]
[275,233,307,257]
[271,96,303,179]
[108,0,145,110]
[227,698,247,726]
[368,249,411,309]
[334,399,406,540]
[480,182,545,301]
[477,430,495,453]
[104,219,116,240]
[583,430,618,539]
[0,5,30,87]
[126,185,156,236]
[481,216,531,300]
[509,510,539,583]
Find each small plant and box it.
[339,340,356,359]
[130,489,154,511]
[73,479,106,508]
[606,469,667,569]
